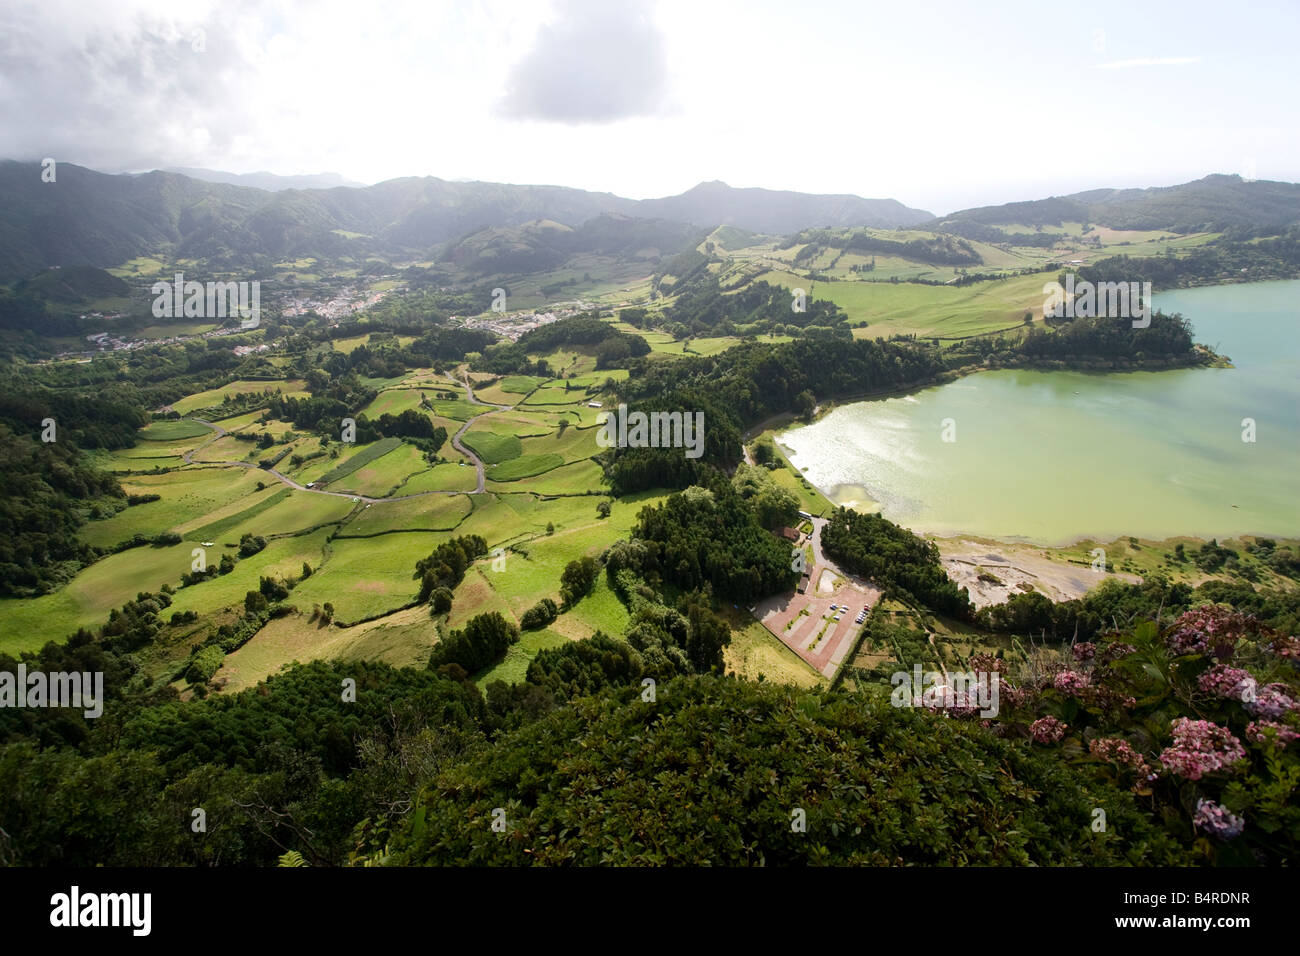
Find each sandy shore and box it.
[935,537,1142,608]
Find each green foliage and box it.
[428,611,519,675]
[632,479,797,604]
[430,587,454,616]
[519,597,559,630]
[184,645,226,684]
[821,507,972,618]
[525,632,643,701]
[0,422,124,596]
[732,463,799,530]
[238,533,268,557]
[385,675,1187,865]
[415,534,489,600]
[559,556,599,608]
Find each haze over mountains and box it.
[161,168,369,192]
[927,174,1300,234]
[1,161,1299,285]
[0,162,932,282]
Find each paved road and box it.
[181,373,514,503]
[449,373,510,494]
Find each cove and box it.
[777,279,1300,545]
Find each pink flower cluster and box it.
[1158,718,1246,781]
[1166,604,1249,657]
[1001,683,1034,709]
[1030,716,1067,743]
[1197,664,1254,700]
[1245,720,1299,750]
[1053,670,1091,697]
[1100,642,1136,664]
[1193,799,1245,840]
[1089,737,1151,776]
[1263,635,1300,660]
[1245,683,1297,719]
[967,653,1005,674]
[1072,642,1097,662]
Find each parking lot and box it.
[754,573,882,679]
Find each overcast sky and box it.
[2,0,1297,215]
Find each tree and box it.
[428,611,519,673]
[520,598,559,630]
[794,389,816,420]
[560,556,599,607]
[596,501,611,519]
[244,590,268,615]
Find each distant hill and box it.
[439,214,704,276]
[928,175,1300,234]
[0,162,928,283]
[160,167,368,191]
[16,265,129,303]
[639,180,931,232]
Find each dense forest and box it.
[1079,231,1300,288]
[821,507,973,618]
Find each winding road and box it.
[181,373,513,503]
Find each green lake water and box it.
[777,280,1300,544]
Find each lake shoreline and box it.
[772,280,1300,548]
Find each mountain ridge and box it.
[0,162,931,282]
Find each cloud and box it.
[498,0,669,124]
[0,0,267,172]
[1094,56,1201,70]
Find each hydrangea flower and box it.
[1245,720,1299,750]
[1193,799,1244,840]
[1089,737,1151,776]
[1030,716,1067,743]
[1052,670,1091,697]
[1100,642,1136,664]
[1158,718,1246,780]
[966,653,1005,674]
[1197,664,1254,700]
[1072,642,1097,662]
[1166,604,1250,657]
[1245,683,1297,719]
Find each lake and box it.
[777,280,1300,544]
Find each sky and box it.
[1,0,1297,215]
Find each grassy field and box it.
[289,532,438,624]
[79,467,267,549]
[335,494,473,536]
[724,613,823,687]
[208,490,355,541]
[487,453,565,481]
[359,388,428,417]
[215,603,439,692]
[316,437,403,485]
[485,458,605,495]
[138,420,212,441]
[461,429,523,464]
[756,268,1047,340]
[170,379,308,415]
[498,374,549,393]
[390,462,479,494]
[326,442,429,497]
